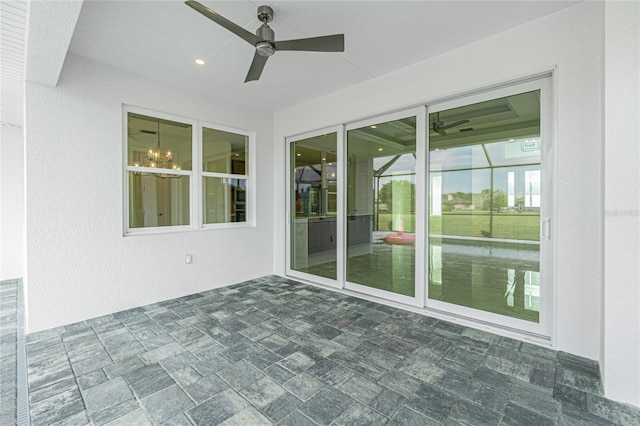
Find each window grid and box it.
[123,106,253,235]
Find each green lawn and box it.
[375,213,416,233]
[376,211,540,241]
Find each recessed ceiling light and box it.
[371,125,377,129]
[296,153,301,157]
[195,58,206,66]
[378,148,383,151]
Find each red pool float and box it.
[386,219,416,245]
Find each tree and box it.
[378,180,415,213]
[480,189,507,212]
[493,190,507,212]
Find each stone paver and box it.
[2,275,636,425]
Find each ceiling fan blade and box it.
[245,51,269,82]
[432,121,447,136]
[441,119,470,130]
[274,34,344,52]
[185,1,259,46]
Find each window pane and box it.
[128,113,192,171]
[483,137,540,167]
[203,177,246,224]
[346,116,416,297]
[430,145,490,170]
[290,133,338,280]
[128,173,190,228]
[428,90,541,322]
[203,127,248,174]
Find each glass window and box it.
[128,173,190,228]
[127,113,192,171]
[203,127,248,174]
[124,108,252,233]
[203,177,246,224]
[202,126,249,224]
[126,112,193,230]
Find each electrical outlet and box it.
[185,254,193,264]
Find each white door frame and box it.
[424,77,554,338]
[286,126,343,289]
[343,107,425,307]
[283,76,554,340]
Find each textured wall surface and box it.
[24,54,274,333]
[21,0,639,408]
[603,0,640,407]
[274,2,603,360]
[273,0,640,406]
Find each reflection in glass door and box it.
[285,79,551,336]
[428,89,544,324]
[290,133,338,280]
[346,115,417,298]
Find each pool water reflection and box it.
[429,238,540,322]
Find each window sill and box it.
[123,221,255,237]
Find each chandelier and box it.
[144,145,176,170]
[134,121,181,172]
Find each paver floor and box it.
[3,276,640,425]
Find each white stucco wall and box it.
[0,125,25,281]
[21,0,639,408]
[24,54,274,333]
[274,1,603,360]
[602,1,640,407]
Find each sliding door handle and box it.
[540,218,550,240]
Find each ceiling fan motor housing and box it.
[256,40,275,57]
[257,5,273,23]
[256,20,275,56]
[256,23,274,41]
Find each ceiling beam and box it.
[25,0,84,86]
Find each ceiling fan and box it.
[185,1,345,82]
[431,112,469,136]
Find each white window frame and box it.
[200,120,255,230]
[123,105,255,235]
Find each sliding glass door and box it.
[286,77,552,336]
[288,130,339,284]
[427,79,552,335]
[343,109,424,304]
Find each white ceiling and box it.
[67,0,579,112]
[8,0,581,125]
